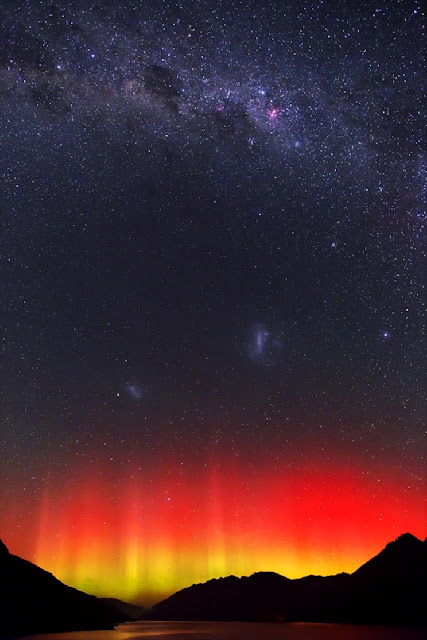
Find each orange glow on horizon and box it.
[2,458,425,606]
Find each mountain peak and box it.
[393,532,420,544]
[383,533,422,552]
[351,531,425,582]
[144,532,426,626]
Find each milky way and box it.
[1,2,424,182]
[0,0,425,605]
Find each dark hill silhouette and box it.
[99,597,144,619]
[322,533,427,626]
[0,539,130,638]
[144,571,350,623]
[144,534,426,626]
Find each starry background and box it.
[0,0,425,605]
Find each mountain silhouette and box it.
[1,533,425,636]
[144,534,426,626]
[0,539,131,638]
[99,597,144,620]
[324,533,427,625]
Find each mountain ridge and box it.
[143,533,426,626]
[0,539,133,638]
[1,533,425,636]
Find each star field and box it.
[0,0,425,605]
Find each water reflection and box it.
[20,621,427,640]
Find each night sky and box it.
[1,0,425,606]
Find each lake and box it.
[19,620,426,640]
